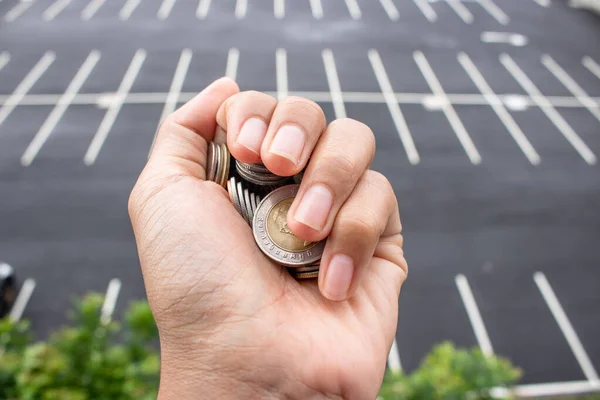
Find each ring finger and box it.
[286,118,376,243]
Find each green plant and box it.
[1,295,524,399]
[0,294,159,400]
[378,342,521,400]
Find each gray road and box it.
[0,0,599,392]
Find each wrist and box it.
[158,340,281,400]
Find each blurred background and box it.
[0,0,599,396]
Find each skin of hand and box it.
[128,78,408,400]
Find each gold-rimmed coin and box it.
[292,270,319,279]
[252,185,325,267]
[207,142,216,182]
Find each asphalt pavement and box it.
[0,0,599,394]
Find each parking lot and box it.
[1,0,599,396]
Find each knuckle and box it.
[317,152,360,184]
[337,214,380,241]
[329,118,376,159]
[234,91,277,109]
[244,90,271,100]
[363,170,396,207]
[282,97,325,119]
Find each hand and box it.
[128,78,408,399]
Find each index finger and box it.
[150,78,240,179]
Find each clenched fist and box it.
[128,78,408,399]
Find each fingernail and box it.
[323,254,354,301]
[293,184,333,231]
[269,125,305,164]
[237,118,267,154]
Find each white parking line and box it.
[43,0,72,22]
[9,279,36,322]
[532,0,551,7]
[322,49,346,119]
[158,0,177,20]
[379,0,400,21]
[81,0,105,20]
[477,0,509,25]
[387,337,402,372]
[534,272,600,384]
[276,48,288,100]
[150,49,192,152]
[414,51,481,164]
[100,278,121,325]
[84,50,146,165]
[309,0,323,19]
[543,55,600,123]
[4,0,34,22]
[226,48,240,81]
[447,0,473,24]
[22,51,101,166]
[368,49,420,164]
[455,274,494,356]
[0,52,9,72]
[120,0,141,21]
[458,52,540,165]
[413,0,437,22]
[274,0,285,19]
[582,56,600,81]
[0,52,55,131]
[1,91,598,110]
[492,380,600,398]
[235,0,247,19]
[344,0,362,20]
[197,0,211,19]
[501,54,596,165]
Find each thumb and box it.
[149,77,240,179]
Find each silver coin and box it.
[252,185,325,267]
[236,160,288,186]
[228,177,243,215]
[237,161,270,174]
[244,189,253,223]
[237,181,250,224]
[250,192,257,215]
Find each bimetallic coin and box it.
[207,142,216,182]
[292,270,319,279]
[292,265,321,273]
[214,140,222,184]
[253,185,325,267]
[222,144,230,187]
[227,179,235,205]
[218,143,229,187]
[267,197,317,253]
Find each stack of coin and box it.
[206,142,230,188]
[235,160,290,187]
[252,185,325,279]
[287,264,320,279]
[227,177,261,225]
[205,142,325,280]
